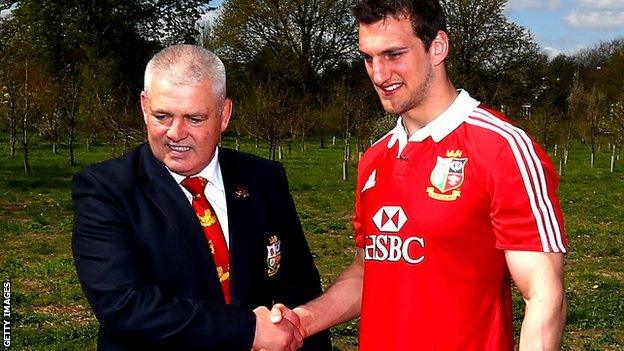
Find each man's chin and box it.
[164,159,193,176]
[381,102,406,116]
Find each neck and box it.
[402,79,458,136]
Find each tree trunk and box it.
[52,141,58,155]
[590,150,595,168]
[10,130,16,156]
[22,117,30,175]
[69,122,76,166]
[111,132,118,158]
[345,143,351,163]
[611,144,616,173]
[268,142,276,160]
[21,67,30,175]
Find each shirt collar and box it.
[168,147,224,192]
[386,90,480,154]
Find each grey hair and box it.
[144,44,226,101]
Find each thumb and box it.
[269,303,287,324]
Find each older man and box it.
[72,45,331,351]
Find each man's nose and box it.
[370,58,390,86]
[167,118,187,141]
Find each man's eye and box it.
[188,117,204,124]
[153,115,167,120]
[388,52,402,59]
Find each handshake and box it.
[251,303,310,351]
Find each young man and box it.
[71,45,331,351]
[271,1,567,350]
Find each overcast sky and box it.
[505,0,624,58]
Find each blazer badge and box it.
[426,153,468,201]
[235,185,250,199]
[266,235,282,277]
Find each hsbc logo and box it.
[372,206,407,232]
[364,235,425,264]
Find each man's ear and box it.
[220,98,233,133]
[429,30,450,66]
[140,91,149,124]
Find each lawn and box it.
[0,136,622,350]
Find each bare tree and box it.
[212,0,358,94]
[569,79,608,168]
[605,99,624,172]
[234,80,290,160]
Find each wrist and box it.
[293,306,312,338]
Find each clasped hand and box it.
[251,304,306,351]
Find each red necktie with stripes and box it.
[181,176,231,304]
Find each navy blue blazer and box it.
[71,144,331,350]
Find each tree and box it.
[5,59,53,174]
[233,79,291,160]
[605,98,624,172]
[569,79,608,168]
[442,0,545,112]
[0,9,55,173]
[594,44,624,102]
[2,0,211,164]
[0,13,21,156]
[545,54,579,114]
[137,0,214,45]
[212,0,358,94]
[519,106,561,150]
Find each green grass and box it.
[0,137,622,350]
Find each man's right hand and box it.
[269,303,309,339]
[252,306,304,351]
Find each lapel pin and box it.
[234,185,250,199]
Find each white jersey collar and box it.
[386,90,480,155]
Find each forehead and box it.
[358,16,419,53]
[147,79,214,99]
[145,79,220,112]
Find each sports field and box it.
[0,137,622,350]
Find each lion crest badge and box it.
[426,151,468,201]
[266,235,281,277]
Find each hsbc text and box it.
[364,235,425,264]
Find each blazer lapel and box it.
[137,145,222,293]
[219,148,255,306]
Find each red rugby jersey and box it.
[354,90,567,351]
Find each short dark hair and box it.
[353,0,447,50]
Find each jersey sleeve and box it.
[487,134,567,253]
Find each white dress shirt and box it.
[168,147,230,248]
